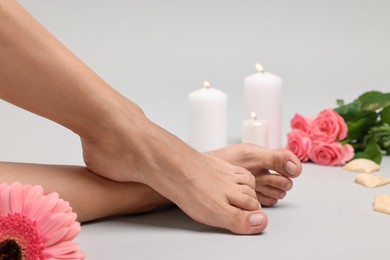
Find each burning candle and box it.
[244,63,283,148]
[188,81,227,151]
[242,112,269,147]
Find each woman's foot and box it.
[207,143,302,206]
[81,111,268,234]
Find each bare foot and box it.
[207,143,302,206]
[0,0,266,235]
[81,109,267,234]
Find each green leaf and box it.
[363,125,390,147]
[334,101,362,121]
[345,111,378,139]
[367,124,390,138]
[369,124,390,134]
[361,92,390,111]
[351,143,365,152]
[375,129,390,150]
[380,105,390,124]
[353,137,382,164]
[336,99,345,107]
[357,90,383,103]
[378,135,390,150]
[334,91,390,162]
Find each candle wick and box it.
[203,81,211,89]
[250,112,257,120]
[255,63,265,73]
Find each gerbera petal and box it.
[10,182,23,213]
[44,226,70,247]
[22,184,44,215]
[20,183,33,209]
[52,199,72,214]
[39,212,72,238]
[45,191,60,202]
[61,221,81,241]
[29,196,59,221]
[53,250,85,259]
[43,240,83,255]
[0,184,11,215]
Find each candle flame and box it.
[250,112,257,120]
[203,81,210,89]
[255,63,265,73]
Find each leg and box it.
[0,0,269,234]
[207,144,302,206]
[0,161,170,222]
[0,145,301,222]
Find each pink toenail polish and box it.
[286,161,297,175]
[249,213,264,226]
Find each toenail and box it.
[249,213,264,226]
[286,161,297,175]
[285,182,292,190]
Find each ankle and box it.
[76,95,146,143]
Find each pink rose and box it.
[309,141,354,166]
[291,113,313,133]
[286,130,312,162]
[310,109,348,143]
[342,143,354,163]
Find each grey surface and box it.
[76,158,390,260]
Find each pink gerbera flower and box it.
[0,182,84,259]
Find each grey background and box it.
[1,1,389,259]
[1,0,389,165]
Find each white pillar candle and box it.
[188,81,227,152]
[244,63,283,148]
[242,112,269,147]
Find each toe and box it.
[243,145,302,178]
[255,173,293,191]
[228,207,268,234]
[256,192,279,207]
[235,167,256,190]
[228,192,260,211]
[256,184,286,199]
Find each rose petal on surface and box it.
[374,195,390,215]
[355,174,390,188]
[343,158,380,173]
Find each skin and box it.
[0,144,299,223]
[207,144,299,207]
[0,0,301,234]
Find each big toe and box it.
[227,208,268,234]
